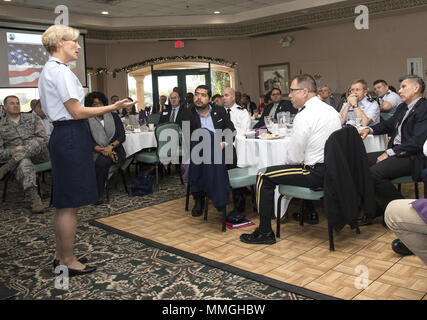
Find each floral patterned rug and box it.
[0,169,322,300]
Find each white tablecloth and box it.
[235,133,388,217]
[363,134,388,153]
[236,134,388,169]
[123,131,156,157]
[236,135,290,170]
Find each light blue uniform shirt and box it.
[380,90,402,115]
[341,96,380,125]
[196,105,215,132]
[38,57,84,121]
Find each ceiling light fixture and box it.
[101,11,109,15]
[4,0,12,2]
[214,11,220,14]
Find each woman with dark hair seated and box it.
[85,91,126,204]
[121,97,140,127]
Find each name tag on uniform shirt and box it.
[162,112,168,115]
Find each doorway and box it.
[152,67,211,112]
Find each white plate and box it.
[259,135,281,140]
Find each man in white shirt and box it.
[373,80,402,115]
[222,87,251,136]
[30,99,53,137]
[340,79,380,126]
[241,74,341,245]
[222,87,252,214]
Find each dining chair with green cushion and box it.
[105,164,129,202]
[135,122,182,190]
[2,160,52,202]
[147,113,161,125]
[185,166,258,232]
[275,185,355,251]
[391,176,420,199]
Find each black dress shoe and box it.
[240,228,276,245]
[392,239,414,256]
[191,197,205,217]
[356,216,374,226]
[292,212,319,224]
[53,257,88,270]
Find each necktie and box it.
[170,108,176,122]
[268,103,278,118]
[227,108,231,116]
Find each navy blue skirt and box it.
[49,119,98,208]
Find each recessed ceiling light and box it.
[214,11,220,14]
[4,0,12,2]
[101,11,109,15]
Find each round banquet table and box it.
[235,133,388,217]
[123,131,157,158]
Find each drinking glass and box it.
[264,116,274,133]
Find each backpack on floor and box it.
[130,171,153,196]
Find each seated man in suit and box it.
[253,87,296,129]
[188,85,236,217]
[359,75,427,225]
[240,74,341,244]
[340,79,380,127]
[153,95,168,114]
[318,85,341,111]
[158,91,191,128]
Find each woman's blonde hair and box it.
[42,25,80,54]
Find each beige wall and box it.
[86,9,427,104]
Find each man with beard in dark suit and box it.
[188,85,236,217]
[253,87,296,129]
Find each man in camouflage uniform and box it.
[0,95,50,213]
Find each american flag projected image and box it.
[7,32,78,87]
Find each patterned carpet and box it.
[0,169,314,300]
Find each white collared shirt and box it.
[380,90,402,114]
[38,57,84,121]
[287,96,341,165]
[424,139,427,157]
[226,103,251,136]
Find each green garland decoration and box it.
[87,56,237,77]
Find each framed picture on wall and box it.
[258,62,290,97]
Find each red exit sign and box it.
[175,41,184,48]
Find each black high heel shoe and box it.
[53,258,96,277]
[53,257,88,270]
[67,265,97,277]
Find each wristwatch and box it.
[351,104,359,109]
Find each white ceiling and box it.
[0,0,350,28]
[5,0,295,18]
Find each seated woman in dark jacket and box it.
[85,92,126,204]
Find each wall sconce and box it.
[279,35,294,47]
